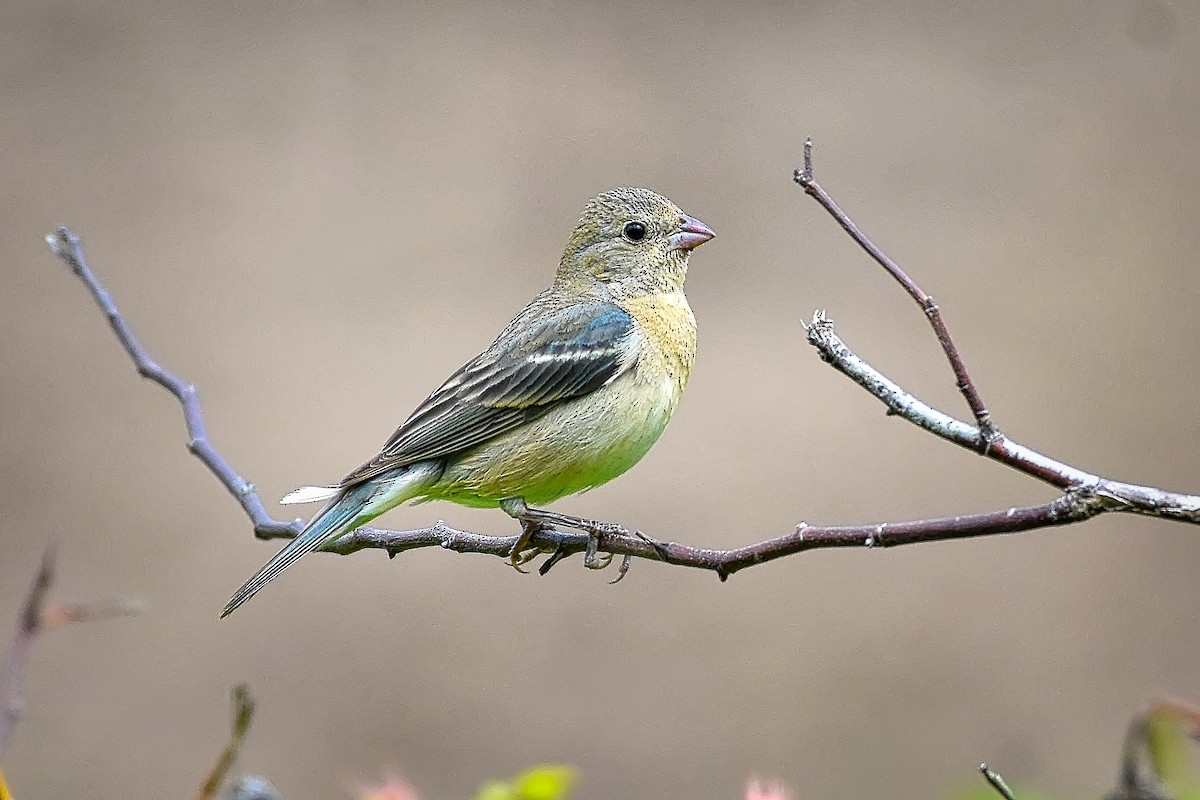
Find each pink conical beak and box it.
[668,215,715,251]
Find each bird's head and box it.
[557,187,714,298]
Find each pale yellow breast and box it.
[621,290,697,394]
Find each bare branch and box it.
[44,229,300,543]
[249,491,1106,580]
[805,312,1200,523]
[791,139,1200,525]
[0,547,138,760]
[796,138,997,445]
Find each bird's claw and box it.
[586,551,615,570]
[508,519,546,572]
[509,546,542,573]
[503,502,637,579]
[608,554,633,584]
[583,532,614,569]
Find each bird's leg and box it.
[500,498,555,571]
[500,498,620,570]
[531,504,673,563]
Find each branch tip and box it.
[978,763,1018,800]
[794,136,815,186]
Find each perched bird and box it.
[222,187,714,617]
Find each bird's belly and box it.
[426,374,680,508]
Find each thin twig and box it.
[44,159,1200,587]
[43,230,300,542]
[0,548,54,760]
[0,547,138,760]
[795,138,997,446]
[805,311,1200,522]
[978,764,1018,800]
[194,685,257,800]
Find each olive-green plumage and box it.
[222,187,714,617]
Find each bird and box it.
[221,187,714,617]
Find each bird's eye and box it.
[622,221,647,242]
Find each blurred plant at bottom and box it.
[1106,699,1200,800]
[354,772,421,800]
[744,777,789,800]
[354,766,575,800]
[948,699,1200,800]
[469,765,576,800]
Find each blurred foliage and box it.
[744,778,789,800]
[473,765,577,800]
[1139,701,1200,800]
[948,701,1200,800]
[197,685,256,800]
[356,774,420,800]
[225,776,282,800]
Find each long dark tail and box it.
[221,462,442,617]
[221,484,371,617]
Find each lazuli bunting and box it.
[222,187,714,616]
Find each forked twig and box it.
[0,547,138,760]
[795,137,996,446]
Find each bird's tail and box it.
[220,462,440,617]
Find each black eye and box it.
[622,221,647,242]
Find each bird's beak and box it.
[668,215,715,251]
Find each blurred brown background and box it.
[3,1,1200,798]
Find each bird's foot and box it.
[500,497,638,579]
[538,512,623,571]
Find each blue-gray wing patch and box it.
[340,302,639,487]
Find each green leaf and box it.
[473,765,576,800]
[1147,709,1193,788]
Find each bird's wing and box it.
[339,301,641,487]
